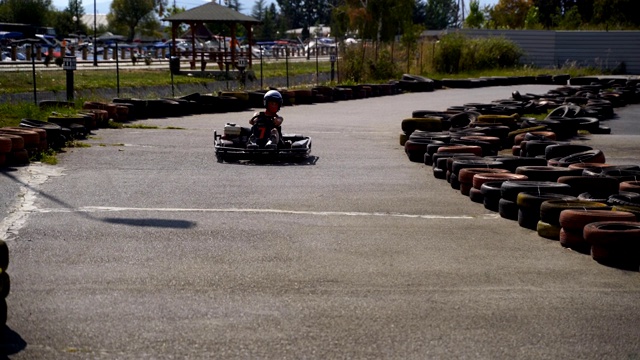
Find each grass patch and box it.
[165,126,185,130]
[31,149,58,165]
[66,141,91,148]
[123,124,159,129]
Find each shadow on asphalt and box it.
[223,155,320,166]
[1,170,196,230]
[0,325,27,358]
[102,218,196,229]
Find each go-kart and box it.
[214,122,312,163]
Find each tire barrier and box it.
[559,209,636,254]
[392,77,640,272]
[458,168,510,196]
[517,192,577,230]
[404,139,445,163]
[538,200,610,240]
[0,128,40,166]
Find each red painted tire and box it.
[0,136,11,153]
[0,134,24,151]
[590,244,640,269]
[583,221,640,247]
[567,162,614,171]
[459,168,510,185]
[560,209,636,232]
[436,145,483,157]
[620,181,640,193]
[0,128,40,147]
[559,228,590,253]
[472,173,528,190]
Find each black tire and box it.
[0,240,7,271]
[0,271,9,299]
[499,198,519,220]
[405,139,445,163]
[518,207,541,230]
[515,166,583,182]
[557,150,606,167]
[598,167,640,183]
[469,187,484,203]
[501,181,573,202]
[522,140,563,157]
[607,193,640,207]
[481,181,505,212]
[488,156,547,173]
[557,175,620,198]
[544,143,593,160]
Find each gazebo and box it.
[163,2,261,71]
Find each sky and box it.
[52,0,500,16]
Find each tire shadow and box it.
[0,325,27,358]
[228,155,320,167]
[101,218,196,229]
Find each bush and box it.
[434,33,465,73]
[368,49,400,81]
[435,33,523,74]
[340,45,365,83]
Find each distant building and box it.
[81,14,109,31]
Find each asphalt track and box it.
[1,84,640,359]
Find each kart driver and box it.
[248,90,284,150]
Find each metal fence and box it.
[437,29,640,74]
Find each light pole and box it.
[93,0,98,66]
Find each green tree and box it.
[255,3,278,41]
[251,0,267,20]
[593,0,638,28]
[65,0,87,35]
[107,0,156,41]
[557,5,581,29]
[413,0,426,24]
[523,5,542,29]
[489,0,532,29]
[0,0,52,26]
[424,0,460,30]
[464,0,484,28]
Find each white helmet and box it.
[263,90,283,109]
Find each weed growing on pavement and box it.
[31,149,58,165]
[66,141,91,148]
[123,124,159,129]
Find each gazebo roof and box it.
[164,2,260,24]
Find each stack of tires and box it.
[0,128,39,166]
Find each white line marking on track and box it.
[34,206,498,220]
